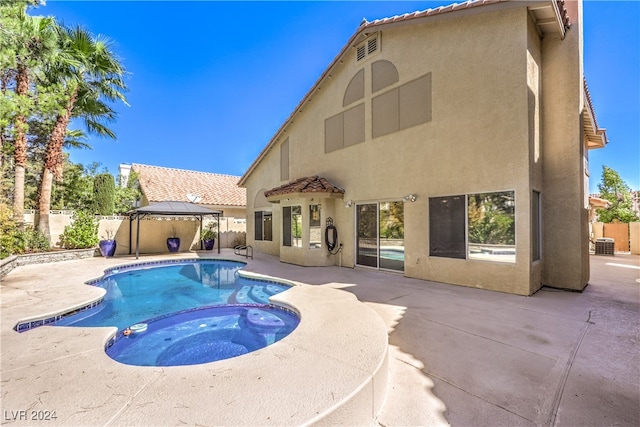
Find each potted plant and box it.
[99,229,117,257]
[167,226,180,253]
[201,222,218,251]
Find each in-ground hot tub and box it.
[106,304,299,366]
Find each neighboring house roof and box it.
[132,163,246,207]
[238,0,574,187]
[264,176,345,202]
[588,195,610,209]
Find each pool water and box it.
[55,260,292,331]
[106,304,299,366]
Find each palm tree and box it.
[0,1,57,227]
[38,25,128,239]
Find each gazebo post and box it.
[217,213,221,254]
[136,214,141,259]
[199,215,203,250]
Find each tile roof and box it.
[132,163,246,207]
[264,176,345,198]
[363,0,502,27]
[362,0,569,29]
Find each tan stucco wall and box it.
[245,4,586,295]
[24,210,245,255]
[527,12,544,293]
[24,212,72,247]
[591,222,604,240]
[216,207,247,233]
[277,198,338,267]
[540,0,589,290]
[630,222,640,255]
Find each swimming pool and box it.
[54,259,292,331]
[48,259,299,366]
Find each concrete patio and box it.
[1,250,638,426]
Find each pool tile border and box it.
[12,258,298,334]
[14,299,104,333]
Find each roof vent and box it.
[367,37,378,54]
[356,44,366,61]
[355,33,380,63]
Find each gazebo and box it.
[128,201,222,259]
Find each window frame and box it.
[429,191,517,263]
[309,204,322,249]
[254,210,272,242]
[283,205,302,248]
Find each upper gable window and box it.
[355,33,380,63]
[371,60,399,93]
[343,69,364,107]
[280,138,289,181]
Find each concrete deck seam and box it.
[0,345,107,375]
[104,371,164,426]
[546,310,594,427]
[418,363,536,424]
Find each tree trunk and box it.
[13,165,26,226]
[38,168,54,242]
[12,64,29,228]
[38,88,76,242]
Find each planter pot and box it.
[203,239,215,251]
[167,237,180,253]
[99,240,117,257]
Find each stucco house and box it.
[238,0,607,295]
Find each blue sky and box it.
[40,0,639,192]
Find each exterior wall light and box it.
[345,200,353,208]
[403,194,417,203]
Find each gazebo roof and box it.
[127,201,222,258]
[129,201,222,216]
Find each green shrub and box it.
[232,233,246,247]
[0,203,19,259]
[17,226,51,253]
[0,204,52,258]
[59,210,99,249]
[93,173,115,215]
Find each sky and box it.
[37,0,639,192]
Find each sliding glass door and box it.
[356,204,378,267]
[356,202,404,271]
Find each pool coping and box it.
[13,258,254,333]
[3,255,389,426]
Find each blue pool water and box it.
[106,304,299,366]
[380,247,405,261]
[53,259,299,366]
[55,259,292,331]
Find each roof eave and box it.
[266,191,345,204]
[583,79,608,150]
[527,0,568,39]
[588,196,610,209]
[363,1,567,38]
[583,106,607,150]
